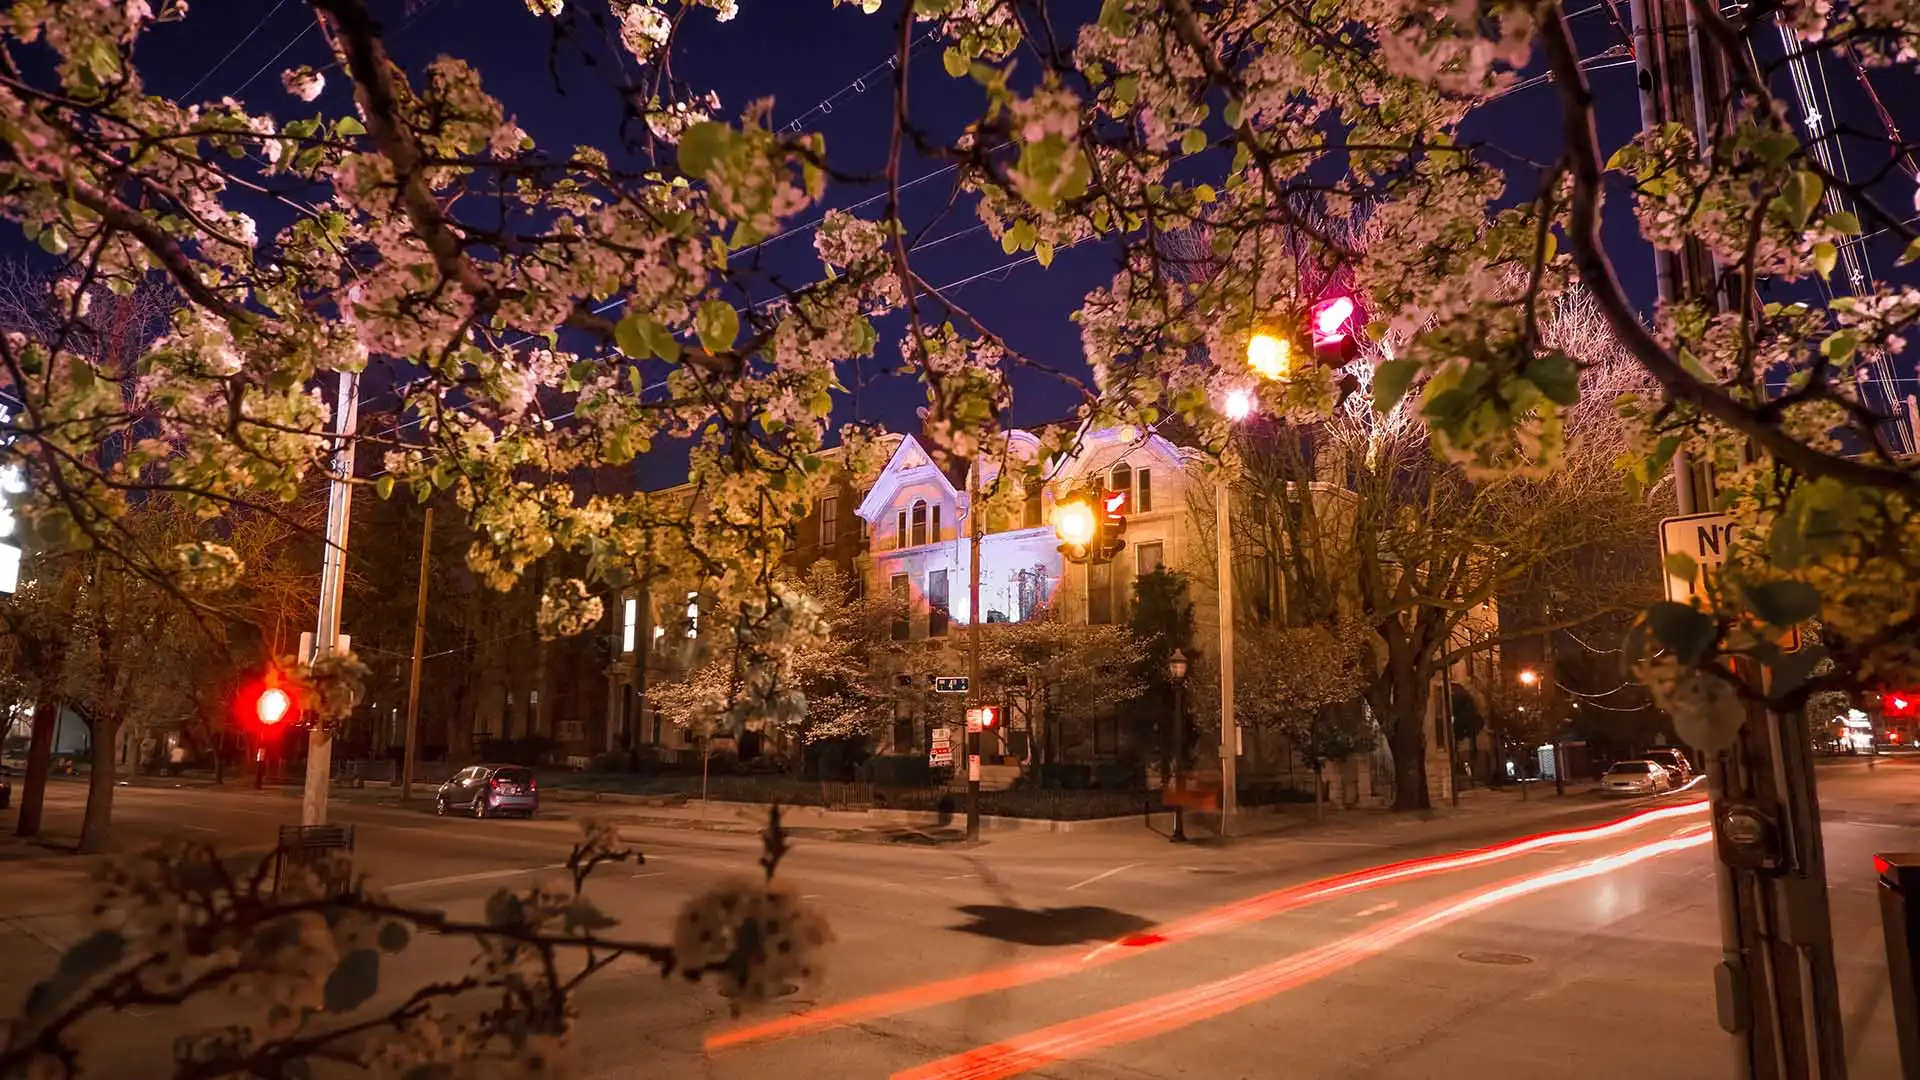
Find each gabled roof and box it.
[854,433,960,523]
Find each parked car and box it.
[1601,760,1673,796]
[435,764,539,819]
[1641,747,1694,785]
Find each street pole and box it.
[966,466,982,842]
[399,505,433,802]
[304,369,359,828]
[1632,3,1847,1075]
[1170,673,1188,843]
[1214,471,1237,835]
[1441,674,1459,809]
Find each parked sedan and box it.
[1601,760,1673,796]
[435,764,539,819]
[1641,747,1694,786]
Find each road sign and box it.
[1658,512,1801,651]
[934,675,969,694]
[929,728,953,768]
[965,706,997,733]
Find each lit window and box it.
[911,500,928,546]
[621,597,638,653]
[686,592,699,638]
[820,495,838,547]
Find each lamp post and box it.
[1167,648,1189,844]
[1518,667,1562,795]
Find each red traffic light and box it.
[238,672,299,730]
[980,706,998,729]
[1309,294,1361,367]
[1886,693,1916,716]
[257,687,292,726]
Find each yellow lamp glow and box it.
[1246,332,1292,381]
[1051,499,1097,548]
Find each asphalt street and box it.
[4,758,1916,1079]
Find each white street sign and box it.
[0,542,18,595]
[929,727,953,768]
[1658,512,1800,651]
[1659,512,1741,604]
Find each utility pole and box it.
[304,369,360,827]
[1630,3,1847,1076]
[966,466,982,842]
[399,505,433,802]
[1214,471,1237,835]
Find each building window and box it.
[911,500,929,547]
[1107,463,1152,513]
[928,569,950,637]
[1023,487,1042,528]
[819,495,838,547]
[1136,542,1164,576]
[891,574,910,640]
[896,509,907,550]
[932,504,943,543]
[686,592,700,638]
[621,596,638,653]
[1088,561,1113,625]
[892,715,915,752]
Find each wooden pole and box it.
[399,506,433,802]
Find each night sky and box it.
[11,1,1920,478]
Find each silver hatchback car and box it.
[436,764,540,818]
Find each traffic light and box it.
[1097,488,1128,563]
[1308,294,1360,367]
[238,672,298,730]
[967,705,998,732]
[1051,489,1099,563]
[1886,692,1916,718]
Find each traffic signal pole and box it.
[966,467,982,842]
[304,369,360,827]
[1628,2,1846,1075]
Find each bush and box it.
[859,754,937,789]
[1238,780,1316,806]
[477,735,561,766]
[1092,761,1144,791]
[1033,763,1093,790]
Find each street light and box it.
[1050,496,1097,549]
[1167,648,1189,844]
[1222,387,1255,421]
[1518,668,1540,687]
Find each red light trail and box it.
[704,800,1706,1052]
[893,826,1714,1080]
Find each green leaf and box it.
[1663,552,1697,585]
[676,122,729,180]
[1222,99,1242,129]
[1526,350,1580,406]
[1113,75,1139,108]
[1818,330,1858,364]
[1035,239,1054,267]
[1766,642,1828,699]
[1901,236,1920,267]
[1740,580,1820,627]
[943,47,968,78]
[1812,241,1837,279]
[374,475,395,501]
[37,228,67,255]
[1645,601,1718,665]
[616,312,679,363]
[568,359,596,387]
[1371,359,1420,413]
[335,117,366,137]
[1192,183,1216,204]
[695,300,739,353]
[1823,211,1860,235]
[377,922,411,954]
[1180,128,1207,156]
[1782,171,1824,228]
[323,948,381,1013]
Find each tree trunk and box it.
[1382,657,1432,812]
[79,721,118,854]
[14,687,63,838]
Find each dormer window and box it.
[911,500,929,546]
[1107,462,1152,513]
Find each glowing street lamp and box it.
[1050,493,1098,555]
[1518,668,1540,687]
[1223,388,1255,421]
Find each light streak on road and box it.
[704,799,1706,1052]
[893,826,1715,1080]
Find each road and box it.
[4,758,1914,1079]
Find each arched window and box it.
[1107,462,1152,512]
[1108,463,1132,509]
[911,499,929,546]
